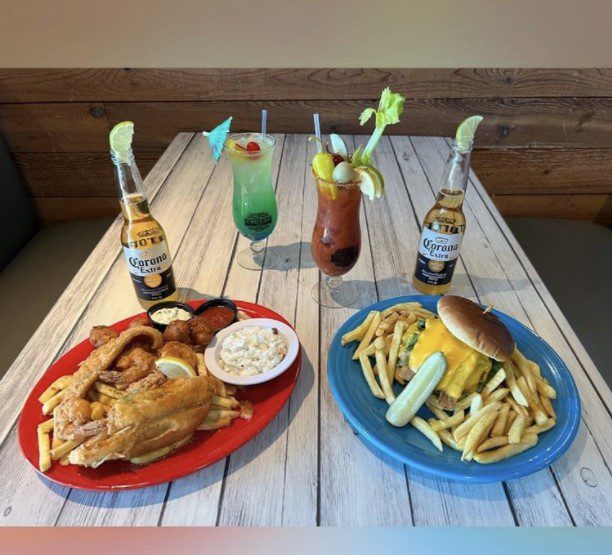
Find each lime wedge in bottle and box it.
[455,115,483,153]
[354,166,385,200]
[109,121,135,162]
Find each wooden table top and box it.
[1,133,610,526]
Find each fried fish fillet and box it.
[69,376,216,467]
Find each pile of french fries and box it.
[36,353,250,472]
[342,302,558,463]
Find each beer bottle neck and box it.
[439,141,471,195]
[111,149,146,200]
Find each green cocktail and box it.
[226,132,279,270]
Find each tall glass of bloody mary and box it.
[311,175,361,307]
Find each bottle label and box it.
[414,227,463,286]
[122,241,176,301]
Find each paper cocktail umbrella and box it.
[202,117,233,161]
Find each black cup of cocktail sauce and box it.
[147,301,195,332]
[194,298,238,331]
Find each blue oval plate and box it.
[328,295,581,482]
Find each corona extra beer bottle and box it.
[412,140,471,295]
[110,122,177,308]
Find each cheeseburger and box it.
[406,296,515,409]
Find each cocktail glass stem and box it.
[312,274,358,308]
[236,240,279,271]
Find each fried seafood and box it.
[126,370,167,394]
[158,341,198,369]
[89,326,118,348]
[98,347,156,389]
[163,319,192,344]
[55,326,163,441]
[189,316,215,350]
[128,316,153,328]
[69,376,217,467]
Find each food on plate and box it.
[151,305,192,325]
[89,325,119,348]
[159,341,198,370]
[34,302,253,473]
[342,296,558,464]
[219,326,287,376]
[163,319,192,344]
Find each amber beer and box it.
[112,151,177,308]
[413,141,470,295]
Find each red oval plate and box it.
[18,300,301,491]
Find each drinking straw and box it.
[261,109,268,135]
[313,113,323,153]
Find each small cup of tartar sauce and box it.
[204,318,300,386]
[147,301,194,330]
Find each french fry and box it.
[375,312,400,337]
[470,394,483,415]
[481,368,506,399]
[524,419,556,436]
[352,312,381,359]
[198,417,233,431]
[342,311,376,345]
[504,410,517,435]
[453,401,501,442]
[539,393,556,419]
[59,455,70,466]
[196,353,208,376]
[474,433,538,463]
[387,320,406,382]
[38,376,72,404]
[512,350,537,394]
[410,416,442,452]
[90,402,106,420]
[38,428,51,472]
[439,429,462,451]
[535,376,557,399]
[516,376,548,426]
[216,380,228,397]
[375,349,396,405]
[505,395,529,418]
[426,402,452,422]
[454,392,478,411]
[212,395,240,409]
[462,411,497,461]
[504,360,528,407]
[359,354,385,399]
[207,409,240,421]
[429,410,465,432]
[42,390,64,415]
[38,419,55,433]
[93,382,124,399]
[380,302,422,319]
[426,395,446,411]
[483,387,509,406]
[491,403,510,437]
[508,414,526,444]
[476,435,509,453]
[50,439,83,461]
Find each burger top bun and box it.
[437,296,515,362]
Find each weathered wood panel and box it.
[1,68,610,102]
[104,97,612,150]
[31,197,119,225]
[471,148,612,195]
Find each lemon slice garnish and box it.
[155,357,196,379]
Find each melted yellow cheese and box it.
[408,318,491,400]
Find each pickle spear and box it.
[386,352,447,427]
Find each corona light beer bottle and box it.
[412,116,482,294]
[110,122,177,308]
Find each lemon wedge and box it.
[109,121,134,162]
[354,166,385,200]
[155,357,196,379]
[455,115,483,153]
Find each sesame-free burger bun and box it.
[437,296,515,362]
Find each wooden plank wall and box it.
[0,68,610,226]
